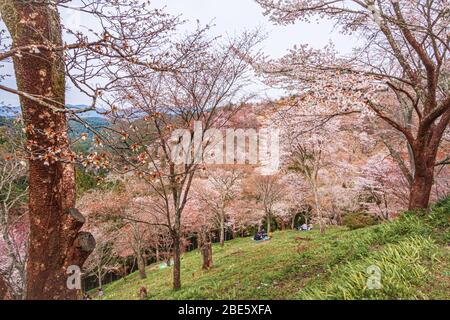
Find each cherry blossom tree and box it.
[253,174,286,233]
[83,229,118,290]
[275,174,309,230]
[0,125,28,299]
[269,98,350,232]
[79,179,158,281]
[194,169,242,247]
[356,154,409,220]
[255,0,449,210]
[103,31,261,290]
[183,189,215,270]
[228,198,265,237]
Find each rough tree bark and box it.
[266,212,272,234]
[409,155,435,210]
[199,231,213,270]
[172,233,181,290]
[408,109,450,210]
[137,253,147,279]
[0,1,95,299]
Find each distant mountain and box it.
[0,104,109,143]
[67,104,107,118]
[0,104,107,119]
[69,117,109,139]
[0,105,21,118]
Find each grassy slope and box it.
[100,199,450,300]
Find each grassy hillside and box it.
[98,198,450,300]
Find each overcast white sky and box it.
[1,0,354,107]
[150,0,353,56]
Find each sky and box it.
[0,0,354,107]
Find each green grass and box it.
[98,199,450,300]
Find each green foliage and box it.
[76,168,124,197]
[298,236,439,299]
[69,118,109,140]
[295,202,449,300]
[343,212,378,230]
[76,169,99,196]
[424,197,450,244]
[69,117,109,155]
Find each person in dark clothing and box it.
[254,229,269,241]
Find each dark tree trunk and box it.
[408,143,437,210]
[137,254,147,279]
[199,232,213,270]
[0,2,94,299]
[279,219,285,230]
[172,235,181,290]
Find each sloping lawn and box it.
[99,198,450,300]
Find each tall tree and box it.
[195,169,242,247]
[254,174,285,234]
[0,1,94,299]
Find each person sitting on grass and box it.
[254,229,270,241]
[299,224,312,231]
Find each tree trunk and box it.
[266,212,271,234]
[219,213,225,247]
[172,234,181,290]
[97,271,102,289]
[207,242,213,268]
[199,232,213,270]
[313,184,324,234]
[122,260,128,279]
[155,247,160,262]
[408,152,435,210]
[137,254,147,279]
[0,2,95,299]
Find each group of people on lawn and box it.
[253,223,312,241]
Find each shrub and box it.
[343,212,378,230]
